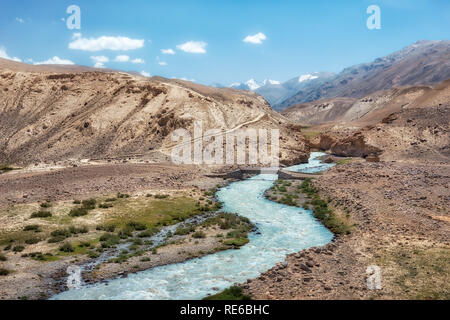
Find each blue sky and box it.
[1,0,449,85]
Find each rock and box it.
[323,156,335,164]
[330,134,382,158]
[366,154,380,162]
[300,264,312,273]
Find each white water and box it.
[52,152,334,300]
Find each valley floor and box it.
[0,162,236,300]
[243,160,450,299]
[0,158,449,300]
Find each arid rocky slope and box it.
[297,79,450,162]
[0,59,308,167]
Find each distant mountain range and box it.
[228,72,335,109]
[227,40,450,111]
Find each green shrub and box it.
[73,200,81,204]
[137,228,158,238]
[69,226,88,234]
[99,233,120,248]
[40,202,52,208]
[0,253,6,261]
[118,228,133,239]
[126,222,147,231]
[13,245,25,253]
[154,194,168,199]
[87,251,99,259]
[174,224,195,236]
[23,225,41,232]
[78,241,91,248]
[25,238,41,245]
[69,207,88,217]
[51,229,71,238]
[81,199,96,209]
[30,211,52,218]
[99,203,113,209]
[192,231,206,239]
[96,224,115,232]
[59,242,74,253]
[48,235,67,243]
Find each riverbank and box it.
[0,162,249,300]
[243,160,450,299]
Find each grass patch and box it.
[105,196,211,231]
[336,158,353,165]
[374,246,450,300]
[29,252,59,262]
[203,286,251,300]
[301,130,321,140]
[299,179,352,235]
[223,238,249,247]
[30,211,52,218]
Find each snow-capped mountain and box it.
[230,78,279,91]
[229,72,335,109]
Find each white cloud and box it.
[69,33,145,51]
[158,61,167,66]
[140,71,151,77]
[90,56,109,68]
[114,55,130,62]
[176,41,207,54]
[34,56,74,65]
[243,32,267,44]
[173,77,195,82]
[161,48,175,55]
[131,58,145,64]
[15,17,25,24]
[0,47,21,62]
